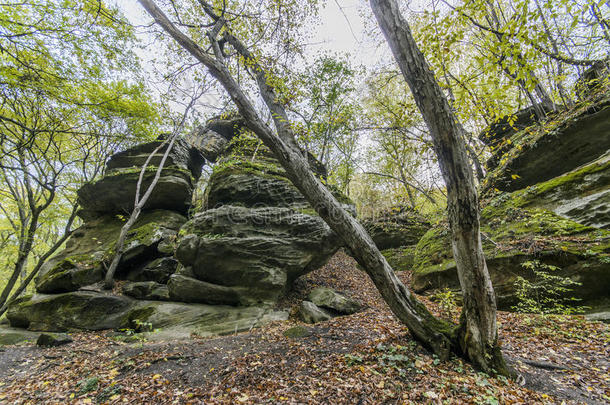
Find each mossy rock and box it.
[176,205,342,304]
[483,94,610,192]
[362,207,430,250]
[412,185,610,310]
[6,291,289,337]
[7,291,135,331]
[77,168,195,219]
[381,245,417,271]
[0,326,40,345]
[283,325,312,338]
[105,138,205,180]
[36,210,185,294]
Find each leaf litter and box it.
[0,251,608,404]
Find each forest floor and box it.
[0,251,608,404]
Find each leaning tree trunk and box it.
[138,0,454,360]
[103,132,179,289]
[0,211,40,308]
[370,0,508,375]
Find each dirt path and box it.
[1,252,608,404]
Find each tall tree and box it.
[289,55,361,192]
[137,0,458,359]
[0,0,159,303]
[370,0,508,374]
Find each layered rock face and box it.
[362,207,430,271]
[35,135,206,295]
[411,94,610,311]
[169,136,347,306]
[8,118,349,336]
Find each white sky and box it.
[116,0,379,71]
[113,0,383,118]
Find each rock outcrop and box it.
[412,94,610,312]
[8,116,351,336]
[362,207,429,271]
[483,95,610,192]
[170,135,349,306]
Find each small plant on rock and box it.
[431,288,459,318]
[512,260,587,315]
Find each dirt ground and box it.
[1,251,608,404]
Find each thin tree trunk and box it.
[103,134,178,289]
[0,210,40,307]
[139,0,455,359]
[370,0,508,375]
[0,207,78,316]
[103,91,201,289]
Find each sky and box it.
[113,0,384,120]
[116,0,377,64]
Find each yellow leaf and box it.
[359,365,366,372]
[152,374,162,380]
[108,368,119,379]
[510,174,521,180]
[69,393,75,399]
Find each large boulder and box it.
[78,139,205,219]
[176,205,341,304]
[308,287,361,315]
[35,210,185,293]
[362,207,430,250]
[6,291,287,337]
[413,93,610,312]
[173,135,350,305]
[299,301,332,324]
[483,95,610,192]
[361,207,429,271]
[411,178,610,310]
[7,292,135,331]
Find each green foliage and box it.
[431,288,459,318]
[344,353,364,366]
[0,1,159,300]
[290,55,362,192]
[512,260,587,315]
[76,377,99,395]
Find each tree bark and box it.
[370,0,508,375]
[138,0,454,360]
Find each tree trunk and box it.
[138,0,455,360]
[370,0,508,375]
[0,211,40,308]
[103,132,180,289]
[0,207,77,316]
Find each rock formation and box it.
[169,135,349,306]
[7,117,351,337]
[411,94,610,312]
[362,207,430,271]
